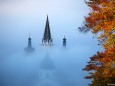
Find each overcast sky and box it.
[0,0,89,15]
[0,0,102,53]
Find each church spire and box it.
[42,15,52,46]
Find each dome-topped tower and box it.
[24,34,35,53]
[63,36,66,47]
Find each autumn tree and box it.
[79,0,115,85]
[83,46,115,86]
[79,0,115,48]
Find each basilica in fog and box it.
[24,16,70,86]
[24,15,66,53]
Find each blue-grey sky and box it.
[0,0,103,61]
[0,0,90,48]
[0,0,104,61]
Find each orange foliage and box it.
[83,45,115,85]
[85,0,115,48]
[81,0,115,85]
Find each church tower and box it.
[63,36,66,47]
[28,35,32,47]
[24,34,35,53]
[42,15,53,46]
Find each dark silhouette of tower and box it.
[28,35,31,47]
[63,36,66,47]
[24,34,35,53]
[42,15,53,46]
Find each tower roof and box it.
[28,34,31,41]
[42,15,52,44]
[63,36,66,40]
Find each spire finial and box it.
[29,33,31,38]
[47,15,49,21]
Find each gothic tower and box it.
[24,34,35,53]
[42,15,53,46]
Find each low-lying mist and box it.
[0,39,102,86]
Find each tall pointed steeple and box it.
[42,15,52,46]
